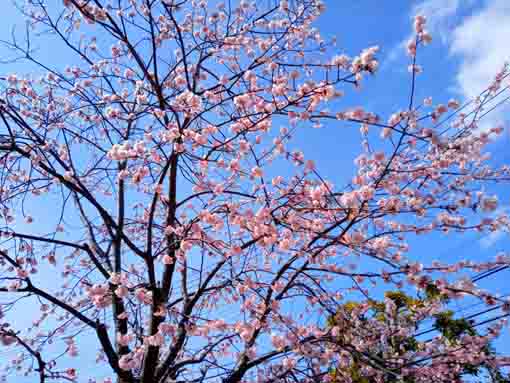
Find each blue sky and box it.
[0,0,509,381]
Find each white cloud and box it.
[479,206,510,249]
[411,0,462,43]
[450,1,510,99]
[384,0,463,68]
[480,230,505,249]
[396,0,510,128]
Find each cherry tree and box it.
[0,1,509,382]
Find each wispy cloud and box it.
[449,1,510,101]
[480,230,506,249]
[411,0,463,43]
[390,0,510,128]
[479,206,510,249]
[385,0,462,63]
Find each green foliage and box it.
[424,283,449,302]
[328,291,508,383]
[433,310,476,341]
[384,291,414,309]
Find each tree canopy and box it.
[0,1,509,382]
